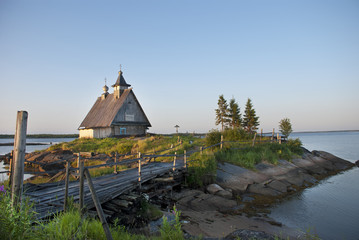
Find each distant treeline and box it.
[0,134,79,139]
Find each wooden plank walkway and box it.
[24,160,184,220]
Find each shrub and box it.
[205,129,222,147]
[187,152,217,187]
[0,190,38,240]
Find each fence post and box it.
[272,128,275,142]
[77,154,81,177]
[79,158,84,211]
[277,133,282,144]
[200,146,204,154]
[114,152,118,174]
[8,151,13,191]
[11,111,28,207]
[84,169,113,240]
[173,152,177,171]
[220,135,223,149]
[64,160,70,211]
[184,150,187,169]
[138,152,142,189]
[252,133,257,147]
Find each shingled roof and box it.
[78,89,151,129]
[112,71,131,87]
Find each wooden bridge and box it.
[24,158,185,220]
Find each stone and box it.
[215,190,233,199]
[356,160,359,167]
[247,183,281,196]
[224,229,275,240]
[206,183,224,195]
[266,180,289,193]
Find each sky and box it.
[0,0,358,134]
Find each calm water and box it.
[0,138,76,182]
[269,132,359,240]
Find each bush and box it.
[0,189,38,240]
[286,138,303,155]
[187,152,217,188]
[205,129,222,147]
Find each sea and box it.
[269,131,359,240]
[0,138,76,182]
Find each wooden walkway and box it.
[24,160,184,220]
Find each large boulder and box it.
[206,183,224,194]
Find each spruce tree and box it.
[228,98,242,129]
[215,95,230,131]
[242,98,259,133]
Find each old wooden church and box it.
[78,71,151,138]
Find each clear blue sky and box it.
[1,0,358,134]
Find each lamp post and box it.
[174,125,180,134]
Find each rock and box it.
[247,183,281,196]
[312,150,355,170]
[266,180,289,193]
[291,158,327,175]
[215,190,232,199]
[224,229,275,240]
[356,160,359,167]
[206,183,224,195]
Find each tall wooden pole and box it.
[11,111,28,206]
[84,169,113,240]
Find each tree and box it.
[215,95,230,131]
[242,98,259,133]
[228,97,242,129]
[279,118,293,139]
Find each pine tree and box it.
[228,98,242,129]
[242,98,259,133]
[215,95,230,131]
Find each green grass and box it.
[215,141,303,169]
[187,152,217,188]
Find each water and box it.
[0,138,76,182]
[269,131,359,240]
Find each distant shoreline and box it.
[0,134,78,139]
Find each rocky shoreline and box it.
[175,148,355,239]
[0,148,356,239]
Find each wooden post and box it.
[77,154,81,176]
[64,160,70,211]
[272,128,275,142]
[277,133,282,144]
[84,169,113,240]
[138,152,142,189]
[8,151,13,190]
[184,150,187,169]
[173,152,177,171]
[200,146,204,154]
[260,129,263,142]
[220,135,223,149]
[79,158,84,211]
[11,111,28,206]
[114,152,118,174]
[252,133,257,147]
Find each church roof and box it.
[78,89,151,129]
[112,71,131,87]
